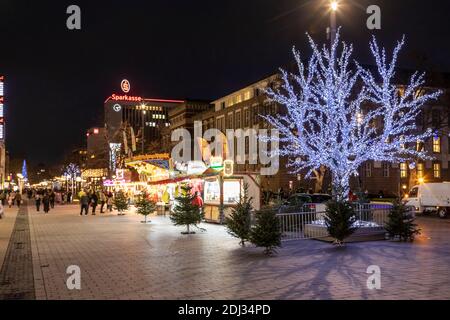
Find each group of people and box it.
[78,190,114,216]
[0,190,23,208]
[30,189,73,214]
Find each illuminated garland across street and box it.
[262,30,442,198]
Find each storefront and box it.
[203,176,243,223]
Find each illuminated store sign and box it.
[121,79,130,93]
[0,75,4,141]
[113,104,122,112]
[111,94,143,102]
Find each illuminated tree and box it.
[263,30,441,199]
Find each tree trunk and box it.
[313,166,327,193]
[332,173,350,201]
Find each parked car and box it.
[279,193,332,218]
[367,192,399,204]
[404,183,450,218]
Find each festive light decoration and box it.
[262,30,441,198]
[63,163,81,179]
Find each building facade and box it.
[0,75,6,187]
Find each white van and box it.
[404,183,450,219]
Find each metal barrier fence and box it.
[276,203,393,241]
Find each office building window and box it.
[244,109,250,127]
[227,113,233,129]
[244,91,251,101]
[400,163,408,178]
[432,109,440,128]
[417,163,425,178]
[382,162,390,178]
[417,140,424,152]
[365,162,372,178]
[434,163,441,178]
[433,136,441,153]
[235,111,241,129]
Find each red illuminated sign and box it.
[121,79,130,93]
[110,94,143,102]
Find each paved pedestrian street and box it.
[0,203,449,300]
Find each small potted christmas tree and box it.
[226,183,253,246]
[385,201,421,242]
[114,191,129,216]
[135,192,156,223]
[170,185,204,234]
[250,209,282,255]
[324,200,357,246]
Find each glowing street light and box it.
[328,1,339,45]
[330,1,339,11]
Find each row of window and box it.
[364,162,443,179]
[217,88,263,110]
[215,103,278,131]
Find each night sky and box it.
[1,0,450,166]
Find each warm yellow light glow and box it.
[331,1,339,11]
[418,178,425,184]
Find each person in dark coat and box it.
[42,193,50,213]
[35,193,41,212]
[90,192,98,215]
[49,191,56,208]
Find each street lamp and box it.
[328,1,339,46]
[141,109,147,155]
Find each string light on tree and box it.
[262,30,441,199]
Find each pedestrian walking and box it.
[107,192,114,212]
[35,193,41,212]
[15,192,22,208]
[67,191,73,204]
[0,191,6,206]
[90,192,98,215]
[0,201,4,219]
[8,192,15,208]
[99,191,107,213]
[80,191,89,216]
[49,191,56,208]
[42,193,51,213]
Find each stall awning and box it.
[147,169,220,186]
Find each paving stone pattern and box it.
[0,202,35,300]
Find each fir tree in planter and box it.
[250,209,282,255]
[324,200,357,245]
[114,191,129,216]
[225,184,253,246]
[135,192,156,223]
[170,185,204,234]
[385,201,421,242]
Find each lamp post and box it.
[329,1,338,45]
[141,107,147,155]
